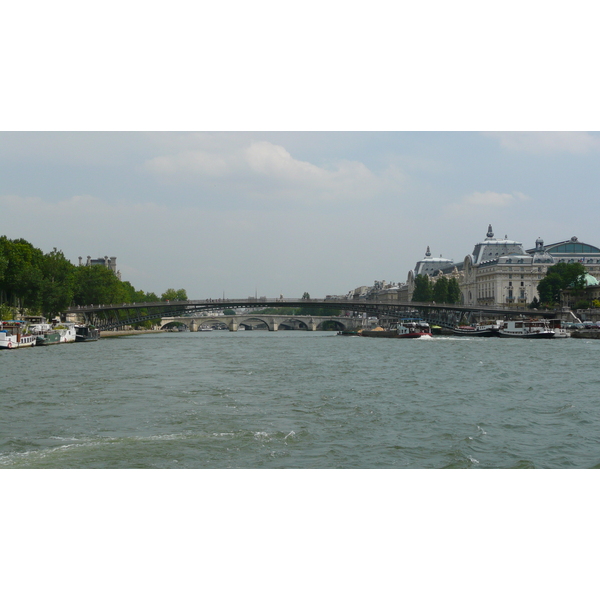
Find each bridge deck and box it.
[64,298,558,332]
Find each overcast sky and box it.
[2,3,599,300]
[1,131,599,299]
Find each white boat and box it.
[397,320,433,338]
[0,321,37,349]
[549,319,570,338]
[498,319,555,339]
[56,324,77,343]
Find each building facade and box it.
[78,255,121,280]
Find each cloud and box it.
[446,190,530,216]
[143,140,385,205]
[484,132,600,154]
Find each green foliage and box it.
[223,308,236,315]
[537,262,587,305]
[0,235,188,321]
[161,288,188,301]
[412,274,433,302]
[528,296,541,309]
[432,276,448,303]
[447,277,461,304]
[302,292,310,300]
[74,265,128,306]
[0,236,45,310]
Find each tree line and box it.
[0,236,187,320]
[411,275,461,303]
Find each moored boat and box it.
[0,321,37,349]
[36,330,62,346]
[28,318,62,346]
[449,321,502,337]
[548,319,570,338]
[359,320,432,339]
[56,324,77,343]
[498,319,555,339]
[75,325,100,342]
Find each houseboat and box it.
[498,319,555,339]
[75,325,100,342]
[0,321,37,349]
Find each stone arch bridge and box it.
[161,314,363,332]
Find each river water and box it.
[2,330,600,469]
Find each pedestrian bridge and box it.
[64,296,559,331]
[161,314,364,332]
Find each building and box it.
[401,247,458,301]
[78,255,121,280]
[526,236,600,279]
[373,225,600,308]
[461,226,555,307]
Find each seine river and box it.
[2,330,600,469]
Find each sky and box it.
[1,131,600,300]
[2,4,600,302]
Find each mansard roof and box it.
[526,236,600,255]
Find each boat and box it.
[75,325,100,342]
[36,330,62,346]
[56,324,77,343]
[497,319,555,339]
[0,321,37,349]
[28,318,62,346]
[449,321,502,337]
[397,320,433,338]
[549,319,570,338]
[197,325,213,332]
[359,320,432,339]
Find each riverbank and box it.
[100,329,167,338]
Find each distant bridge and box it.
[64,297,561,332]
[161,314,364,332]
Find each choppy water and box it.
[2,330,600,468]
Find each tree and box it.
[0,236,45,310]
[161,288,188,301]
[302,292,310,300]
[40,248,76,317]
[447,277,461,304]
[537,262,586,305]
[73,265,128,306]
[433,276,449,303]
[412,274,433,302]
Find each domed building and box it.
[526,236,600,278]
[402,246,457,301]
[461,225,556,307]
